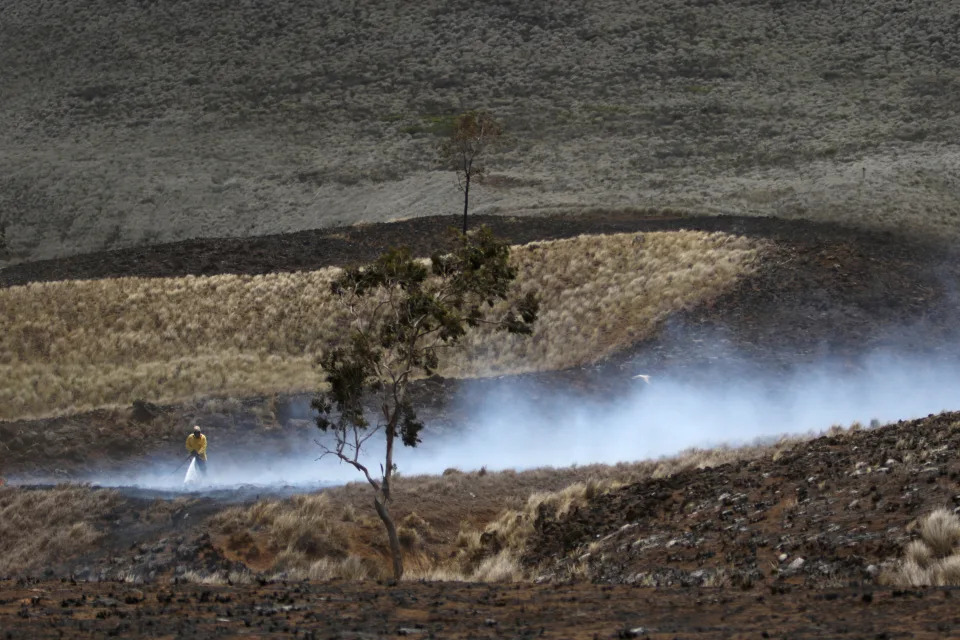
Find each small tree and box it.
[312,227,538,581]
[439,110,504,234]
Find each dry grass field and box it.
[2,0,959,264]
[0,231,762,421]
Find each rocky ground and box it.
[524,412,960,588]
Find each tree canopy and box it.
[313,227,537,580]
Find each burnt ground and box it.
[2,578,957,639]
[3,212,960,636]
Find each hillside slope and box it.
[522,412,960,587]
[2,0,960,262]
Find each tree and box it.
[439,110,504,234]
[312,227,538,581]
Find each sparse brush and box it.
[269,513,348,559]
[397,526,421,550]
[308,555,371,581]
[934,556,960,586]
[340,504,357,522]
[904,540,933,568]
[403,566,469,582]
[456,527,481,550]
[442,478,622,580]
[400,512,433,536]
[211,491,354,576]
[471,551,523,582]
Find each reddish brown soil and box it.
[2,578,956,639]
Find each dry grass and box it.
[212,492,386,581]
[447,231,761,376]
[180,569,255,586]
[213,493,351,564]
[0,485,119,576]
[919,509,960,558]
[436,478,623,582]
[0,231,762,421]
[882,508,960,587]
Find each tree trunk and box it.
[374,496,404,582]
[462,173,470,234]
[377,407,402,581]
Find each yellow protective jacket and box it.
[186,434,207,460]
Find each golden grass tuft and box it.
[306,555,372,581]
[0,231,763,421]
[213,492,351,565]
[423,478,623,582]
[882,508,960,586]
[919,508,960,558]
[0,485,120,576]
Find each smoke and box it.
[84,344,960,494]
[414,348,960,474]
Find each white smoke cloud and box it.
[413,349,960,474]
[84,346,960,493]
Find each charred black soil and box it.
[2,578,957,639]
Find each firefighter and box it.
[185,425,208,476]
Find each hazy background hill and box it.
[2,0,959,263]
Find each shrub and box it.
[397,526,421,550]
[883,509,960,586]
[919,508,960,558]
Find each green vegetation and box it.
[312,227,537,580]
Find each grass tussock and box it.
[435,478,621,582]
[882,508,960,587]
[213,493,351,563]
[0,231,762,421]
[0,486,120,576]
